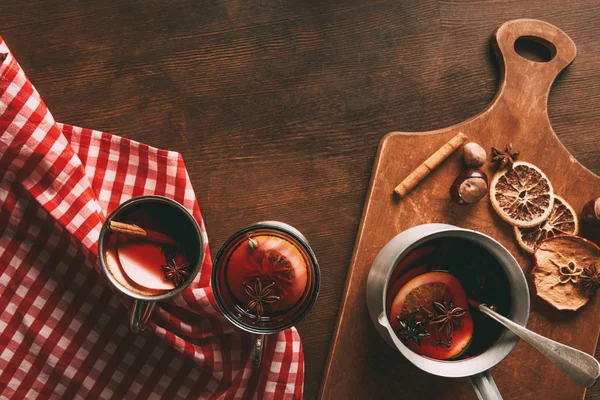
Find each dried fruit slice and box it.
[389,271,474,360]
[532,235,600,311]
[490,161,554,228]
[514,195,579,254]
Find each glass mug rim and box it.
[98,195,205,302]
[211,221,321,334]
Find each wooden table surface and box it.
[3,1,599,398]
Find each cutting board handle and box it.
[493,19,576,104]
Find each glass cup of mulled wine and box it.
[98,196,205,333]
[366,223,530,399]
[211,221,320,367]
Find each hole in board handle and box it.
[514,36,556,63]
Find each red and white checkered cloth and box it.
[0,38,304,399]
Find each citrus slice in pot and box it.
[490,161,554,228]
[385,244,436,312]
[514,195,579,254]
[389,271,474,360]
[386,265,428,313]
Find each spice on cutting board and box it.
[394,132,467,198]
[490,144,519,171]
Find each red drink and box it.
[386,237,512,360]
[212,222,320,333]
[103,202,198,297]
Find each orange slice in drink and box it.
[389,271,473,360]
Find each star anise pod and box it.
[491,144,519,170]
[396,313,431,346]
[428,301,466,339]
[581,263,600,292]
[161,258,190,286]
[243,278,280,318]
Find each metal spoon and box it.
[477,304,600,388]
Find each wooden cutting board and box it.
[320,19,600,400]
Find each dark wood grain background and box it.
[2,1,599,398]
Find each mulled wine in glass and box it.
[212,221,320,366]
[98,196,205,333]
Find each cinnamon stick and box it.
[108,221,177,246]
[394,132,467,198]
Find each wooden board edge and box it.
[318,127,600,398]
[318,133,393,398]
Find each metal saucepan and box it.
[367,223,600,399]
[366,223,529,399]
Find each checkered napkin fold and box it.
[0,38,303,399]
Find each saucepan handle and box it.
[252,334,266,367]
[469,371,503,400]
[130,300,156,333]
[378,312,503,399]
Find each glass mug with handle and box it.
[211,221,320,366]
[98,196,205,333]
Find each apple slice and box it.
[117,237,175,291]
[105,235,167,296]
[389,271,474,360]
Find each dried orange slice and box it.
[532,235,600,311]
[514,195,579,254]
[490,161,554,228]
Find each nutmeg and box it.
[450,168,488,205]
[462,142,486,168]
[582,198,600,225]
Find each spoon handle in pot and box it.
[479,305,600,388]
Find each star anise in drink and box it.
[243,278,280,318]
[396,312,431,346]
[581,263,600,292]
[491,144,519,170]
[162,258,190,286]
[428,301,466,339]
